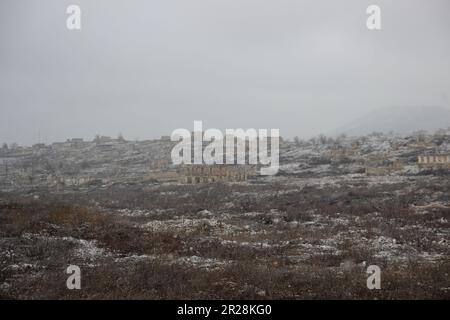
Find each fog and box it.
[1,0,449,145]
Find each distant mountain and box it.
[331,106,450,136]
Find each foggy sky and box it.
[1,0,450,145]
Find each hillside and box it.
[331,106,450,136]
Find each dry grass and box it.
[1,196,450,299]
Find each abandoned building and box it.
[327,146,357,159]
[179,164,249,184]
[418,154,450,168]
[47,175,94,187]
[149,159,171,170]
[365,159,403,176]
[145,170,180,183]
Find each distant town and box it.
[1,128,450,192]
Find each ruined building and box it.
[418,154,450,168]
[179,164,250,184]
[365,158,403,176]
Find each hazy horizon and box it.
[1,0,450,145]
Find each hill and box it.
[331,106,450,136]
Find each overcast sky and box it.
[1,0,449,145]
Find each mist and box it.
[1,0,450,145]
